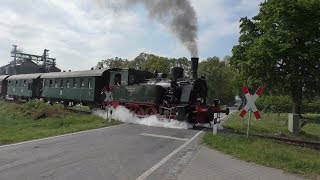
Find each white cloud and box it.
[191,0,263,57]
[0,0,264,70]
[0,0,144,70]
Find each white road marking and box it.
[136,129,205,180]
[140,133,189,141]
[0,124,126,150]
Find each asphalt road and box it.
[0,123,206,180]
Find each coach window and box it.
[73,79,77,88]
[23,80,27,87]
[66,79,70,88]
[15,80,18,87]
[49,79,53,87]
[8,81,10,86]
[80,79,85,88]
[54,79,58,88]
[88,78,92,89]
[60,79,64,88]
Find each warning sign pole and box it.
[247,109,251,138]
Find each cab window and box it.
[115,74,121,85]
[129,75,135,85]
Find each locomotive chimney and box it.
[191,57,199,79]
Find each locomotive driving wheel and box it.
[147,107,158,115]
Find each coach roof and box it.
[0,75,9,81]
[7,74,43,80]
[40,69,108,79]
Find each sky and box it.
[0,0,264,71]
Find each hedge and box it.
[255,96,320,114]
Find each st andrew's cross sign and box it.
[239,86,264,120]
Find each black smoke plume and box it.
[95,0,198,57]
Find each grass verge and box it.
[223,113,320,142]
[203,133,320,178]
[0,100,122,145]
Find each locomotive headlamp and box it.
[213,99,220,106]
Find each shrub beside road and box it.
[0,100,121,145]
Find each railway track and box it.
[222,128,320,150]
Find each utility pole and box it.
[43,49,49,72]
[12,45,17,75]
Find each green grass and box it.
[68,105,91,112]
[0,100,122,145]
[224,113,320,142]
[203,133,320,178]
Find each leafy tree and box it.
[96,57,130,69]
[142,54,170,74]
[230,0,320,114]
[198,57,236,105]
[129,52,148,70]
[169,57,191,77]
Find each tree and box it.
[141,54,170,74]
[230,0,320,114]
[169,57,191,77]
[198,57,236,105]
[96,57,130,69]
[129,52,148,70]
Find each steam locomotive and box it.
[0,57,229,126]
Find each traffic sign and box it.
[240,86,264,119]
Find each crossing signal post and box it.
[239,86,264,138]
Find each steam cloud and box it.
[93,106,189,129]
[94,0,198,57]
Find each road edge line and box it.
[136,128,205,180]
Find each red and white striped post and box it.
[239,86,264,138]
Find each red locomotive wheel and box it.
[147,107,158,115]
[135,107,146,115]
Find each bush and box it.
[256,95,292,113]
[256,96,320,114]
[302,102,320,114]
[20,100,66,118]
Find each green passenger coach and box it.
[40,69,109,107]
[0,75,9,98]
[6,73,43,99]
